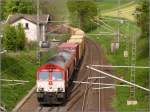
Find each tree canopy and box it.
[1,0,36,20]
[136,0,149,57]
[136,0,149,38]
[3,24,26,51]
[67,0,98,31]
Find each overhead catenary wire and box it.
[92,65,150,69]
[86,66,150,92]
[88,76,106,79]
[0,79,29,83]
[73,81,131,87]
[98,17,127,22]
[92,86,115,90]
[1,82,26,87]
[95,17,115,31]
[87,33,116,36]
[92,20,114,33]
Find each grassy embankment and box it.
[1,50,38,111]
[97,0,134,13]
[1,47,59,111]
[87,0,149,111]
[1,0,70,111]
[1,36,70,111]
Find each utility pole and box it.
[0,33,2,108]
[148,1,150,111]
[127,33,137,105]
[36,0,40,65]
[117,0,120,48]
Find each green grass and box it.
[87,17,149,111]
[1,50,38,111]
[1,48,58,111]
[96,0,134,13]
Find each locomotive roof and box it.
[47,50,73,68]
[59,43,78,48]
[70,35,84,39]
[47,55,66,67]
[68,38,83,43]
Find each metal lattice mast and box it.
[130,32,136,99]
[148,1,150,111]
[36,0,40,65]
[117,0,120,43]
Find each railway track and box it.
[17,39,115,112]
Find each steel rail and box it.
[81,41,93,112]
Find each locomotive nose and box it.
[38,87,44,92]
[57,87,63,92]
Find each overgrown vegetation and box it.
[0,0,36,20]
[2,24,26,51]
[1,51,38,111]
[87,0,149,111]
[88,17,149,112]
[0,0,70,111]
[67,0,97,32]
[39,0,69,20]
[136,0,149,57]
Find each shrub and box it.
[16,24,26,50]
[3,24,26,51]
[3,25,17,51]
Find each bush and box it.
[3,25,17,51]
[25,41,37,50]
[16,24,26,50]
[67,0,98,32]
[2,24,26,51]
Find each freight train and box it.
[36,26,85,105]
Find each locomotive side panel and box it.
[36,26,85,105]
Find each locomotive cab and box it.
[37,65,66,105]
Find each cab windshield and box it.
[52,72,63,80]
[39,71,49,80]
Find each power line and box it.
[36,0,40,65]
[0,79,29,83]
[149,0,150,110]
[87,66,150,92]
[73,81,131,87]
[92,65,150,69]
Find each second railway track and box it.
[17,39,115,112]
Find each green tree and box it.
[3,25,17,51]
[16,24,26,50]
[2,0,35,20]
[67,0,97,31]
[136,0,149,57]
[3,24,26,51]
[136,0,149,38]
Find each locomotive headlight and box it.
[57,87,63,92]
[38,87,44,92]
